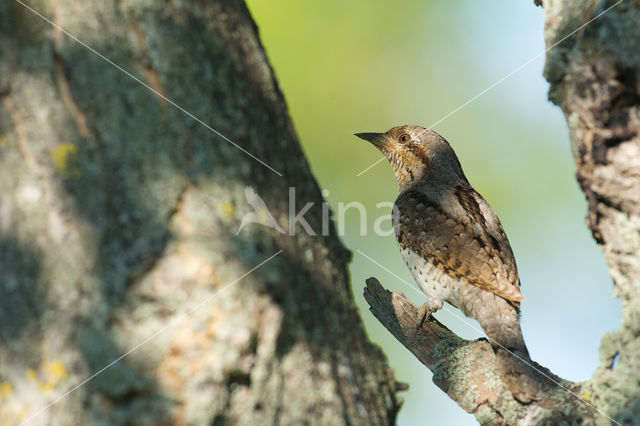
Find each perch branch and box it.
[363,277,604,425]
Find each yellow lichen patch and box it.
[26,360,69,395]
[51,142,81,178]
[220,202,235,218]
[580,389,592,402]
[45,360,68,386]
[0,135,9,147]
[0,382,12,398]
[26,369,37,382]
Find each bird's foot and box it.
[416,303,432,329]
[408,303,432,341]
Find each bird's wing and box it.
[394,187,524,304]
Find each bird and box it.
[355,125,541,402]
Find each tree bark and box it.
[0,1,401,424]
[363,1,640,424]
[543,0,640,423]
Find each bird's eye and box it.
[398,133,410,144]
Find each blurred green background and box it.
[246,1,621,424]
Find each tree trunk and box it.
[0,1,401,424]
[363,0,640,425]
[544,0,640,423]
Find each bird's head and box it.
[355,125,466,190]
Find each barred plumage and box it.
[356,125,541,402]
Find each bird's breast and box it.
[399,246,464,309]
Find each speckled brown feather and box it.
[394,187,524,305]
[356,125,541,402]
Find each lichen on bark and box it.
[0,1,401,424]
[543,1,640,422]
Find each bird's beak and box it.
[354,132,386,149]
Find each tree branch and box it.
[364,277,603,425]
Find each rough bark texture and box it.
[364,278,601,425]
[544,0,640,423]
[363,1,640,425]
[0,1,401,424]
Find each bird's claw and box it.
[408,303,431,341]
[416,303,432,330]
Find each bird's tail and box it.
[477,298,542,402]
